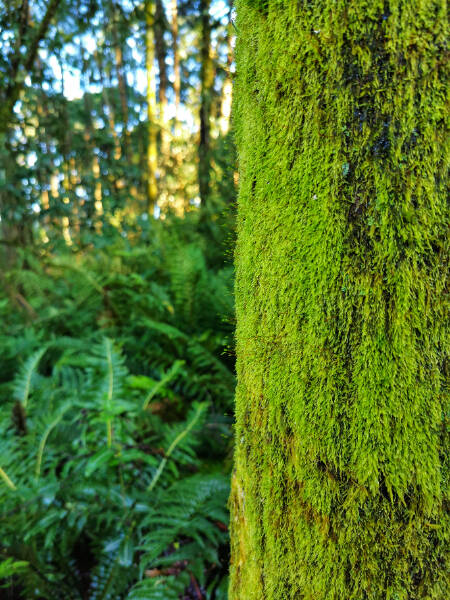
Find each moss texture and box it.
[230,1,449,598]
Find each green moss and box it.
[230,1,448,598]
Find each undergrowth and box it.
[0,212,234,599]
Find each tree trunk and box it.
[170,0,181,130]
[145,0,158,214]
[230,2,448,599]
[198,0,213,205]
[219,4,233,136]
[0,0,61,138]
[154,0,169,158]
[111,3,130,161]
[94,48,122,162]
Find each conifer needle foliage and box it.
[230,1,448,599]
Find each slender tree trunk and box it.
[219,5,233,136]
[36,78,53,233]
[198,0,213,205]
[0,0,62,138]
[58,56,73,245]
[154,0,169,158]
[95,49,122,162]
[83,66,104,232]
[230,2,448,599]
[111,2,130,160]
[170,0,181,130]
[0,150,21,265]
[169,0,185,212]
[145,0,158,214]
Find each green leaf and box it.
[85,448,115,477]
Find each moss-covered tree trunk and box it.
[230,2,448,599]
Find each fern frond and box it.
[13,347,46,408]
[0,466,17,491]
[49,256,105,294]
[0,557,28,580]
[89,542,137,600]
[127,571,189,600]
[148,402,208,492]
[83,337,131,446]
[104,338,115,447]
[143,360,185,411]
[35,402,72,480]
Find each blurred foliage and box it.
[0,209,235,598]
[1,0,236,597]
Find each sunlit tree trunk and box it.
[168,0,185,213]
[155,0,169,158]
[198,0,213,205]
[92,155,103,234]
[95,49,122,162]
[230,1,448,599]
[61,166,73,247]
[219,6,233,136]
[0,0,61,138]
[170,0,181,130]
[58,57,74,245]
[111,2,130,160]
[36,82,52,236]
[82,68,104,233]
[145,0,158,214]
[0,151,21,265]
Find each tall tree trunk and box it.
[83,65,104,232]
[36,75,53,234]
[230,2,448,599]
[0,0,62,138]
[58,56,73,245]
[219,4,233,136]
[170,0,181,130]
[154,0,169,158]
[145,0,158,214]
[0,149,22,265]
[198,0,213,205]
[95,49,122,162]
[111,2,130,160]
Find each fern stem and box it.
[21,348,46,409]
[105,338,114,448]
[97,555,120,600]
[147,403,206,492]
[35,405,71,480]
[0,467,17,491]
[107,421,113,448]
[142,360,184,411]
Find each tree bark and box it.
[170,0,181,130]
[198,0,213,205]
[111,2,130,161]
[94,48,122,162]
[230,2,448,599]
[0,0,62,138]
[154,0,169,158]
[219,4,233,136]
[145,0,158,214]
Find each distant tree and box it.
[198,0,213,205]
[1,0,236,246]
[145,0,159,213]
[0,0,62,137]
[230,1,448,599]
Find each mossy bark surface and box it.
[230,1,448,599]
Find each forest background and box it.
[0,1,236,598]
